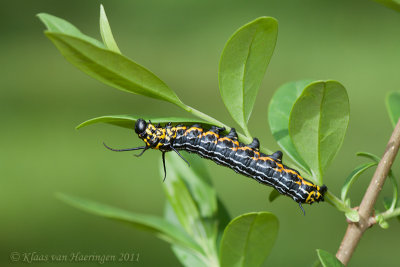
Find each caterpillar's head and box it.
[305,185,327,204]
[135,119,147,135]
[134,119,161,148]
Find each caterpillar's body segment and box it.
[105,119,327,211]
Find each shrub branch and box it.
[336,118,400,266]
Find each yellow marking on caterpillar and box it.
[156,128,166,139]
[202,132,218,144]
[183,127,203,136]
[203,131,219,138]
[166,128,175,138]
[175,126,187,131]
[219,137,235,142]
[155,143,163,149]
[189,127,203,132]
[258,156,275,162]
[306,191,315,203]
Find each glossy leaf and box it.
[386,91,400,128]
[44,32,183,105]
[316,249,344,267]
[164,203,208,267]
[341,162,377,201]
[37,13,104,48]
[388,171,399,211]
[356,151,380,162]
[76,115,211,130]
[373,0,400,12]
[171,245,206,267]
[219,17,278,133]
[268,80,314,174]
[165,198,230,264]
[383,197,392,210]
[161,155,205,237]
[216,198,231,249]
[162,153,217,236]
[289,80,349,183]
[375,214,390,229]
[56,193,202,253]
[99,4,121,53]
[345,210,360,223]
[219,212,278,267]
[162,153,219,264]
[268,189,281,202]
[169,152,217,218]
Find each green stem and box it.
[325,190,352,213]
[377,207,400,221]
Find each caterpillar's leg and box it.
[171,147,190,167]
[104,142,147,154]
[134,146,150,157]
[298,202,306,216]
[162,152,167,182]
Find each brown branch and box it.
[336,118,400,266]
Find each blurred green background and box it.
[2,0,400,266]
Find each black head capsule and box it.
[135,119,147,136]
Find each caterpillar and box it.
[104,119,327,214]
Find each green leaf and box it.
[373,0,400,12]
[268,80,314,174]
[219,212,278,267]
[161,155,205,237]
[164,203,208,267]
[268,189,281,202]
[379,220,390,229]
[169,152,218,218]
[345,210,360,223]
[216,198,231,250]
[375,214,390,229]
[171,245,207,267]
[386,91,400,128]
[383,197,392,210]
[44,32,183,106]
[76,115,211,130]
[162,153,217,235]
[312,259,322,267]
[99,4,121,53]
[341,162,377,201]
[37,13,105,48]
[165,198,230,265]
[356,151,380,162]
[289,80,349,183]
[162,153,219,264]
[316,249,344,267]
[387,171,399,211]
[56,193,203,253]
[219,17,278,133]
